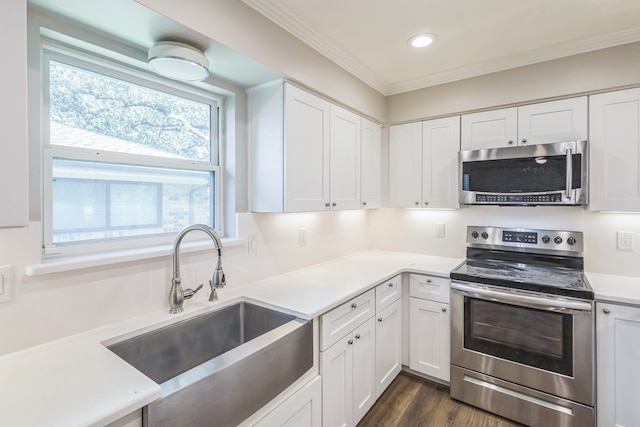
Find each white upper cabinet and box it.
[461,107,517,150]
[461,97,587,151]
[249,82,378,213]
[389,117,460,209]
[0,0,28,227]
[330,105,361,211]
[360,118,382,209]
[389,122,423,208]
[589,88,640,212]
[284,85,331,212]
[517,97,588,145]
[422,116,460,209]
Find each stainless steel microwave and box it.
[459,140,588,206]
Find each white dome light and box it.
[409,33,437,48]
[148,41,210,82]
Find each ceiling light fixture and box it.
[408,33,437,48]
[148,41,210,82]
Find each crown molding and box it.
[243,0,640,96]
[387,26,640,95]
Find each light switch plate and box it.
[0,265,14,303]
[435,223,445,238]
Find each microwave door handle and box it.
[565,148,573,199]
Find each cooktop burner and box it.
[450,226,594,300]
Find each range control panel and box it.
[467,226,583,254]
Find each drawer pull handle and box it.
[442,307,447,312]
[426,279,432,283]
[603,308,610,314]
[388,283,394,287]
[355,334,361,339]
[351,303,357,309]
[378,317,383,322]
[348,339,354,345]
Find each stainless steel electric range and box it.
[449,226,594,427]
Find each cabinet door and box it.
[361,118,382,209]
[254,377,322,427]
[409,298,450,382]
[375,299,402,398]
[352,317,376,425]
[597,303,640,427]
[589,88,640,211]
[517,97,587,146]
[0,0,28,227]
[389,122,423,208]
[422,116,460,209]
[284,84,330,212]
[461,108,517,150]
[330,105,361,210]
[321,335,352,427]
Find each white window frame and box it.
[41,43,223,258]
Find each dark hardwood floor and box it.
[357,372,524,427]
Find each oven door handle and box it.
[451,282,592,312]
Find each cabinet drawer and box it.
[409,274,450,303]
[375,275,401,312]
[320,289,375,351]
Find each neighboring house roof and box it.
[49,122,187,159]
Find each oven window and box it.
[464,298,573,376]
[462,154,582,193]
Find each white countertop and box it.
[587,272,640,305]
[0,249,638,427]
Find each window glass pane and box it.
[53,179,107,231]
[49,61,211,162]
[52,158,213,243]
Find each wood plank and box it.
[358,372,523,427]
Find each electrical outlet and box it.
[435,223,445,238]
[617,231,633,251]
[247,234,257,255]
[0,265,14,303]
[299,229,307,247]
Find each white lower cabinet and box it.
[321,317,376,427]
[254,376,322,427]
[597,302,640,427]
[408,274,450,382]
[375,298,402,398]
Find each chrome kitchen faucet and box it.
[169,224,226,314]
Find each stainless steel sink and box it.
[107,302,313,427]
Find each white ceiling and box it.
[242,0,640,95]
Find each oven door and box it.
[451,281,594,405]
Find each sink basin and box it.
[107,302,313,427]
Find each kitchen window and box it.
[42,47,222,256]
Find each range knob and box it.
[542,235,551,244]
[471,231,479,239]
[567,236,576,246]
[554,236,563,244]
[481,232,489,240]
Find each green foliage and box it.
[49,61,212,161]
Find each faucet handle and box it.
[183,284,204,300]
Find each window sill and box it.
[25,237,244,276]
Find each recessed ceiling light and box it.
[408,33,437,48]
[148,41,210,82]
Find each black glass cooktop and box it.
[450,251,594,300]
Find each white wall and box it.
[0,211,368,355]
[387,41,640,123]
[368,208,640,277]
